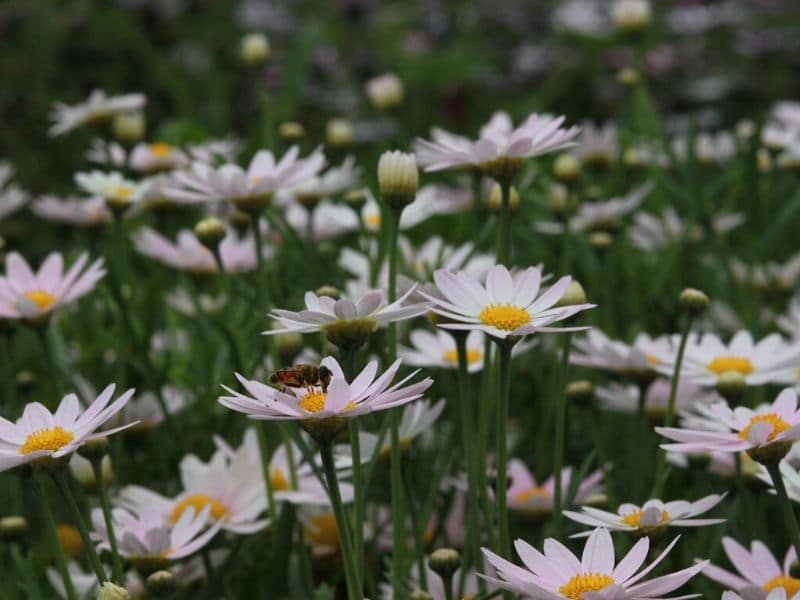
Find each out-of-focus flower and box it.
[281,156,359,207]
[703,537,798,597]
[47,561,100,599]
[86,139,128,168]
[187,137,242,165]
[731,253,800,295]
[611,0,651,34]
[110,385,190,431]
[75,171,144,213]
[595,379,717,421]
[671,131,737,166]
[357,398,445,459]
[778,296,800,340]
[564,494,725,537]
[0,384,135,472]
[0,251,105,322]
[628,207,744,251]
[284,201,360,241]
[240,32,270,65]
[49,90,146,136]
[360,185,471,234]
[573,122,618,167]
[365,73,404,111]
[299,506,341,558]
[0,163,28,221]
[551,0,612,37]
[165,288,227,317]
[129,142,189,173]
[571,329,666,378]
[33,195,112,227]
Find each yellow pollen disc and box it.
[271,467,291,492]
[299,391,327,413]
[706,355,754,375]
[149,142,173,157]
[764,576,800,595]
[304,512,339,547]
[169,494,227,523]
[646,353,659,366]
[621,509,670,528]
[21,290,58,311]
[56,524,84,558]
[19,426,74,455]
[559,573,615,600]
[515,486,550,503]
[478,304,530,331]
[442,348,483,365]
[112,185,135,200]
[739,413,791,442]
[366,213,381,228]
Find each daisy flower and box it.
[777,296,800,340]
[299,505,343,558]
[283,200,360,241]
[399,329,537,373]
[360,185,470,234]
[86,139,128,168]
[628,207,744,252]
[0,162,28,221]
[264,287,429,340]
[48,90,146,136]
[652,331,800,387]
[0,251,105,321]
[92,506,220,567]
[481,527,708,599]
[570,330,667,378]
[33,195,112,227]
[703,537,799,597]
[132,227,263,275]
[595,379,717,421]
[564,494,725,537]
[129,141,189,173]
[672,131,737,166]
[730,253,800,296]
[280,156,360,206]
[415,111,580,179]
[0,384,135,472]
[356,398,445,459]
[423,264,594,340]
[657,388,800,462]
[47,561,101,599]
[165,288,227,317]
[74,171,144,209]
[507,459,605,519]
[219,356,432,436]
[573,121,618,167]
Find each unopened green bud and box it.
[194,217,227,251]
[429,548,461,578]
[678,288,709,315]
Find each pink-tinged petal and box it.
[542,538,582,582]
[486,265,514,304]
[721,538,772,585]
[36,253,64,291]
[613,537,650,584]
[5,252,37,293]
[623,535,681,587]
[626,561,708,597]
[581,527,615,575]
[320,356,345,381]
[54,394,81,426]
[514,539,550,577]
[701,562,750,590]
[324,378,351,413]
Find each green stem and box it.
[51,469,107,585]
[766,461,800,562]
[37,476,78,600]
[256,424,280,545]
[476,340,497,549]
[90,459,123,583]
[401,465,428,590]
[495,340,515,559]
[552,333,572,539]
[251,215,267,307]
[348,419,364,588]
[443,573,455,600]
[202,547,218,591]
[319,441,360,600]
[495,179,512,265]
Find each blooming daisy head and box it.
[48,90,146,136]
[481,527,708,599]
[219,356,432,441]
[284,200,360,241]
[47,561,100,599]
[424,264,594,340]
[595,379,717,423]
[657,388,800,464]
[0,384,135,472]
[75,171,144,214]
[0,251,105,322]
[357,398,446,460]
[573,121,618,167]
[564,493,726,538]
[281,156,360,207]
[703,537,799,598]
[571,330,667,381]
[33,195,112,228]
[129,141,188,173]
[0,162,28,221]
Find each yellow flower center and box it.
[739,413,791,442]
[271,467,291,492]
[442,348,483,365]
[478,304,530,331]
[56,524,84,558]
[169,494,227,523]
[515,486,550,503]
[111,185,135,200]
[299,391,327,413]
[621,509,670,528]
[304,512,339,547]
[149,142,173,158]
[19,426,75,455]
[21,290,58,311]
[706,355,754,375]
[365,213,381,228]
[646,353,659,365]
[559,573,616,600]
[764,576,800,595]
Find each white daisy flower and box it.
[629,207,744,252]
[356,398,445,459]
[595,379,718,421]
[777,296,800,340]
[731,253,800,295]
[573,121,618,166]
[129,141,189,173]
[0,162,28,221]
[48,90,146,136]
[423,264,594,340]
[33,195,112,227]
[165,288,227,317]
[570,329,667,376]
[703,537,798,598]
[74,171,144,206]
[284,200,360,241]
[564,494,726,537]
[280,156,360,206]
[0,384,135,472]
[360,185,469,234]
[186,137,242,165]
[85,139,128,167]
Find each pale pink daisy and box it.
[129,141,189,173]
[0,162,28,221]
[571,330,667,376]
[0,251,105,321]
[48,90,145,136]
[423,264,594,340]
[33,195,112,227]
[595,379,717,421]
[481,527,708,599]
[703,537,799,598]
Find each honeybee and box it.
[269,364,332,392]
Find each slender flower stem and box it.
[251,216,267,307]
[552,332,572,539]
[766,461,800,562]
[37,475,78,600]
[401,466,428,591]
[348,419,364,588]
[90,459,123,583]
[256,424,280,545]
[651,314,694,497]
[202,547,218,591]
[51,469,107,585]
[319,441,360,600]
[476,339,497,550]
[495,179,512,265]
[495,339,516,559]
[442,573,455,600]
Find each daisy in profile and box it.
[507,459,605,520]
[356,398,445,459]
[573,121,618,167]
[74,171,144,213]
[0,384,135,472]
[284,200,360,241]
[92,506,220,569]
[571,329,667,378]
[595,379,717,421]
[703,537,798,597]
[564,494,725,537]
[47,561,101,599]
[48,90,145,136]
[652,331,800,387]
[33,195,112,227]
[415,111,579,179]
[0,162,28,221]
[423,264,594,340]
[280,156,360,207]
[481,527,708,599]
[132,227,263,275]
[299,505,343,559]
[0,251,105,322]
[777,296,800,340]
[359,185,470,234]
[129,141,188,173]
[628,207,744,252]
[400,329,537,373]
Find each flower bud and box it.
[70,454,114,491]
[588,231,614,252]
[323,318,376,352]
[98,581,130,600]
[548,183,570,218]
[240,33,271,66]
[278,121,305,141]
[378,151,418,208]
[617,67,640,87]
[612,0,651,35]
[757,148,772,173]
[566,380,594,404]
[487,183,520,215]
[429,548,461,578]
[78,436,109,461]
[365,73,404,111]
[194,217,227,252]
[16,369,35,392]
[678,288,709,315]
[0,516,28,542]
[316,286,341,299]
[112,111,146,143]
[553,154,581,183]
[556,281,588,307]
[326,118,355,148]
[146,570,176,598]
